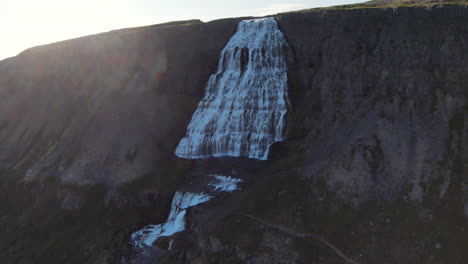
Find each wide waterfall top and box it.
[175,18,292,160]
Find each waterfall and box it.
[175,18,292,160]
[131,192,212,248]
[131,175,243,248]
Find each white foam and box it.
[209,175,243,192]
[131,192,211,248]
[175,18,291,160]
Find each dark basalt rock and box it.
[0,2,467,264]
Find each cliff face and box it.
[0,3,467,264]
[0,19,241,186]
[279,5,467,203]
[0,18,244,264]
[169,6,468,264]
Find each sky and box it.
[0,0,366,61]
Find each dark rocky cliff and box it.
[0,18,244,264]
[0,2,467,264]
[0,18,243,186]
[279,4,467,203]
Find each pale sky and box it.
[0,0,366,61]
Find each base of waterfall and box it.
[131,175,243,248]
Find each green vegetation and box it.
[281,0,467,13]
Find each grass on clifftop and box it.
[284,0,467,13]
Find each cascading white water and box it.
[209,175,243,192]
[131,192,211,248]
[131,175,243,248]
[175,18,292,160]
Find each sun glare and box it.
[0,0,368,61]
[1,0,130,60]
